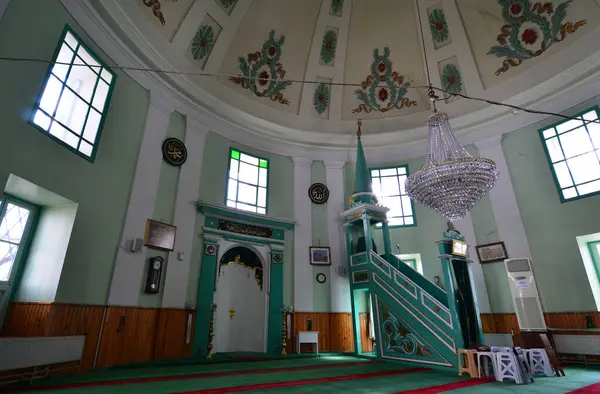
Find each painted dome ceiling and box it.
[92,0,600,148]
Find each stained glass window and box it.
[540,107,600,201]
[0,200,33,283]
[29,26,116,162]
[370,166,415,227]
[226,149,268,214]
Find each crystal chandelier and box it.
[405,111,499,221]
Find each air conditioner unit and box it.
[504,258,546,330]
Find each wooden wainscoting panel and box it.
[95,307,159,369]
[1,302,51,337]
[480,314,496,333]
[292,313,331,352]
[154,309,195,360]
[45,303,105,372]
[330,313,354,352]
[359,312,373,353]
[291,312,354,353]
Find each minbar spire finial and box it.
[356,119,362,139]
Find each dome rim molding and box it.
[65,0,600,164]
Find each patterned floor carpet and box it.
[2,354,599,393]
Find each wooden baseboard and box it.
[1,302,196,372]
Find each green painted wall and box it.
[186,132,295,307]
[0,0,148,305]
[502,96,600,312]
[139,113,186,308]
[311,161,330,312]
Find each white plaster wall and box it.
[325,161,351,312]
[108,93,173,306]
[293,157,313,311]
[162,118,208,308]
[16,204,78,302]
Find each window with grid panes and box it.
[0,198,35,284]
[29,26,116,161]
[370,166,415,227]
[226,149,269,214]
[540,107,600,201]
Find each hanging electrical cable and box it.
[0,55,597,125]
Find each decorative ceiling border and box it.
[63,0,600,164]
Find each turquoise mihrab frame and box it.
[193,202,294,357]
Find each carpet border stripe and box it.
[2,361,378,392]
[175,367,429,394]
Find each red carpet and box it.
[175,367,429,393]
[3,361,378,392]
[567,383,600,393]
[392,376,495,393]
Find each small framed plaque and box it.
[309,246,331,266]
[144,219,177,251]
[476,241,508,263]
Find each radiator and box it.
[0,336,85,371]
[553,335,600,356]
[484,333,514,347]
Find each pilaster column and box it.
[293,157,313,312]
[475,136,532,259]
[454,214,492,313]
[0,0,10,22]
[108,91,173,306]
[161,117,208,308]
[325,161,350,313]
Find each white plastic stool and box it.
[528,348,555,377]
[476,351,496,378]
[495,352,524,384]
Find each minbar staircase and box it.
[350,251,461,371]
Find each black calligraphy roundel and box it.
[308,183,329,204]
[162,138,187,166]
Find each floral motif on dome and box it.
[191,25,215,61]
[320,29,337,65]
[441,63,463,95]
[313,83,330,115]
[216,0,238,14]
[229,30,292,105]
[352,47,417,114]
[488,0,587,76]
[428,8,449,44]
[330,0,344,17]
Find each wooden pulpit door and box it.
[214,247,268,354]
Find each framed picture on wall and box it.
[476,241,508,263]
[309,246,331,266]
[144,219,177,251]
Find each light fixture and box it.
[405,111,499,221]
[405,6,499,221]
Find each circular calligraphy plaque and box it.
[316,273,327,284]
[308,183,329,204]
[162,137,188,166]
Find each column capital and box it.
[474,135,503,151]
[186,116,210,137]
[292,157,313,167]
[324,160,346,170]
[149,89,176,115]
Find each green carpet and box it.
[7,356,600,394]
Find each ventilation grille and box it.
[514,297,545,330]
